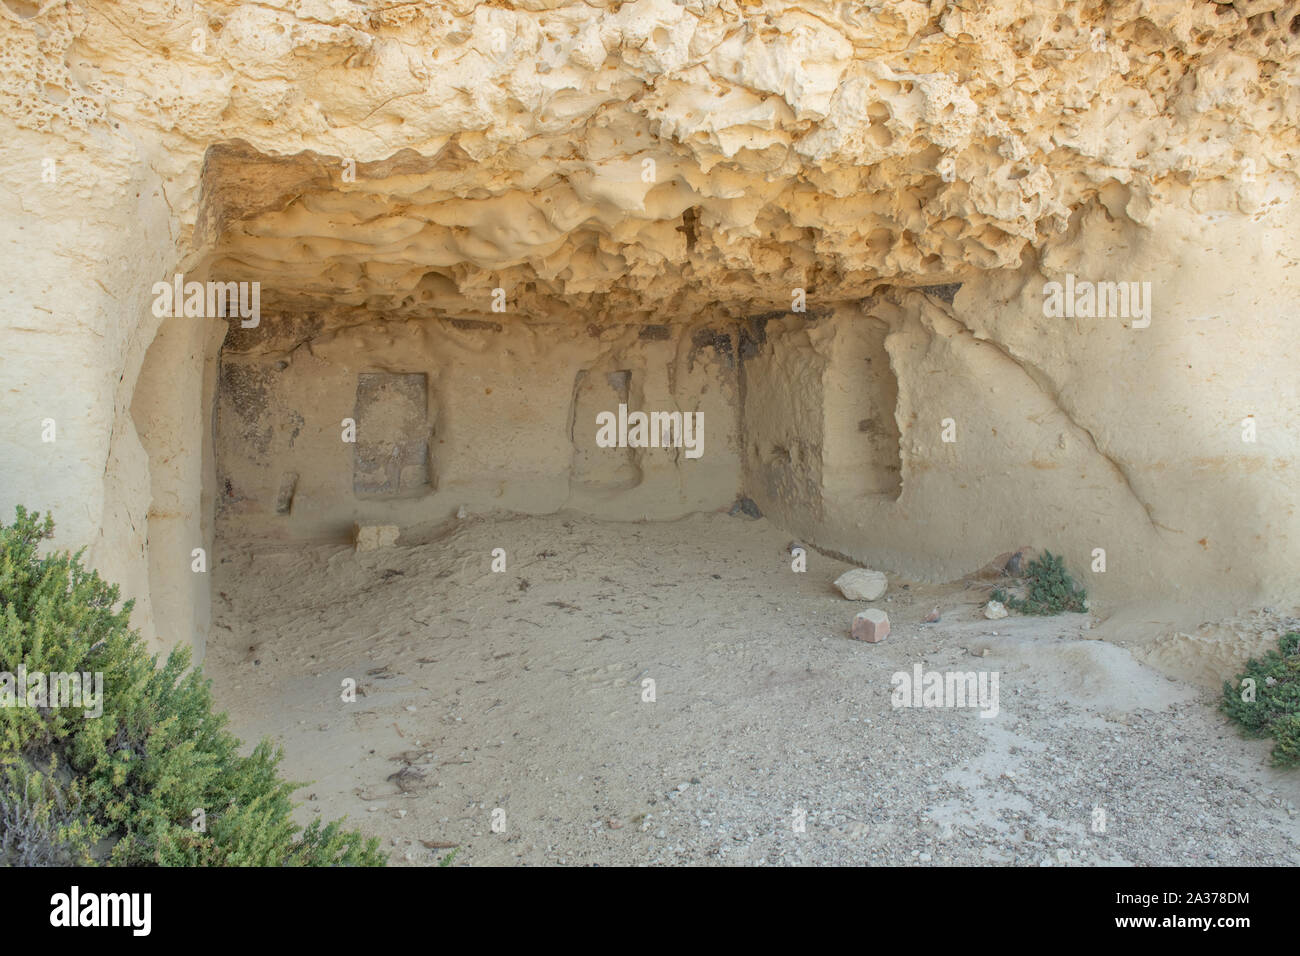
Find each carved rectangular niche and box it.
[352,372,435,498]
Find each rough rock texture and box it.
[1,1,1299,662]
[353,523,400,552]
[835,568,890,601]
[851,607,890,642]
[985,599,1010,620]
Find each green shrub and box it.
[0,507,384,866]
[1221,631,1300,768]
[0,762,97,866]
[991,550,1087,615]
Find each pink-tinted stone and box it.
[852,608,889,643]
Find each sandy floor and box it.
[207,512,1300,866]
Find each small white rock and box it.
[354,523,400,552]
[984,599,1009,620]
[834,568,888,601]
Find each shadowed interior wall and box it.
[212,311,744,541]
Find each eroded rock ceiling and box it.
[153,0,1299,322]
[7,1,1297,321]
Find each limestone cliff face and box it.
[1,1,1298,663]
[7,0,1297,312]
